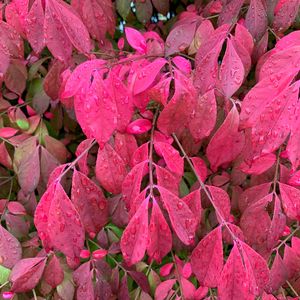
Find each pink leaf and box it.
[206,105,245,171]
[120,197,149,265]
[165,20,197,56]
[154,279,176,300]
[7,202,26,215]
[75,138,94,175]
[279,182,300,221]
[218,243,252,299]
[43,254,64,288]
[125,27,147,54]
[25,0,45,53]
[34,182,85,258]
[239,153,276,175]
[133,58,167,95]
[158,186,197,245]
[45,0,91,60]
[245,0,268,42]
[114,133,138,167]
[147,199,172,263]
[182,189,202,223]
[126,119,152,135]
[73,261,94,299]
[0,127,18,138]
[74,71,117,147]
[207,185,231,222]
[190,157,208,182]
[0,225,22,268]
[235,23,254,55]
[154,142,183,176]
[218,0,244,26]
[122,161,148,211]
[241,241,270,295]
[219,38,245,98]
[72,0,115,42]
[61,59,106,98]
[266,252,288,293]
[155,164,181,196]
[10,257,46,292]
[96,143,127,194]
[188,89,217,142]
[191,226,223,287]
[71,169,108,236]
[273,0,300,33]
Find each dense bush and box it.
[0,0,300,299]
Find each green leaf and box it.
[0,265,11,284]
[16,119,30,130]
[116,0,131,20]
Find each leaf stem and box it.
[56,139,97,182]
[172,133,238,242]
[148,109,159,199]
[286,280,299,297]
[273,226,300,252]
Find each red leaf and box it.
[73,261,94,299]
[273,0,300,33]
[25,0,45,53]
[61,59,106,98]
[126,119,152,135]
[71,169,108,236]
[283,244,300,279]
[152,0,169,15]
[165,20,197,56]
[239,153,276,175]
[75,138,94,175]
[207,185,231,222]
[218,0,244,26]
[45,0,91,61]
[96,143,127,194]
[241,241,270,295]
[154,279,176,300]
[267,195,286,251]
[182,189,202,223]
[206,105,245,171]
[235,23,254,55]
[155,164,180,196]
[188,89,217,142]
[218,243,252,299]
[16,145,40,194]
[34,182,85,258]
[190,157,208,182]
[133,58,167,95]
[114,133,138,167]
[44,254,64,288]
[158,186,197,245]
[0,127,18,138]
[74,71,117,147]
[219,38,245,98]
[147,199,172,263]
[122,161,148,211]
[238,182,271,213]
[245,0,268,42]
[125,27,147,54]
[72,0,115,42]
[7,202,26,215]
[0,225,22,268]
[279,182,300,221]
[154,142,183,176]
[266,252,288,293]
[191,226,223,287]
[120,197,149,265]
[10,257,46,292]
[107,72,134,132]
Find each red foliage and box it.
[0,0,300,299]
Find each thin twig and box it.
[286,280,299,297]
[273,226,300,252]
[55,139,97,182]
[149,109,159,199]
[172,133,238,242]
